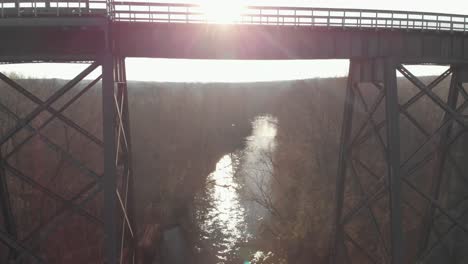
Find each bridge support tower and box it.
[333,59,468,263]
[0,24,136,263]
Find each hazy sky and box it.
[0,0,464,82]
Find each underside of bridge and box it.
[0,6,468,263]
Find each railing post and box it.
[422,14,425,30]
[463,17,466,32]
[260,9,263,25]
[294,9,296,26]
[359,11,362,28]
[277,8,279,26]
[32,0,36,16]
[450,16,453,32]
[310,9,313,27]
[147,4,151,23]
[391,12,394,29]
[128,4,131,22]
[85,0,89,14]
[406,13,409,30]
[342,11,345,29]
[375,12,378,29]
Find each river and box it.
[195,115,278,264]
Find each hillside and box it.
[0,75,467,263]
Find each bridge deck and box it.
[0,2,468,63]
[2,1,468,32]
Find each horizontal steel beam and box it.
[0,17,107,27]
[113,22,468,61]
[0,15,465,62]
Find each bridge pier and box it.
[333,59,468,263]
[0,56,136,263]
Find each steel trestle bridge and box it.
[0,1,468,264]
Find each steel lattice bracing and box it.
[332,60,468,263]
[0,57,136,263]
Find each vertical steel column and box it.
[114,56,137,264]
[384,59,404,264]
[0,152,16,261]
[103,52,118,264]
[418,66,460,257]
[120,59,138,263]
[331,60,356,264]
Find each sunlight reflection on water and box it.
[197,115,278,263]
[202,154,247,258]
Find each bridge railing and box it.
[112,2,468,32]
[0,0,108,17]
[2,1,468,33]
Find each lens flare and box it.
[199,0,246,24]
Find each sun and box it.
[199,0,247,24]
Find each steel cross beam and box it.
[332,59,468,263]
[0,56,137,263]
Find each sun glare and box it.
[199,0,246,24]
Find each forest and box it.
[0,72,467,263]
